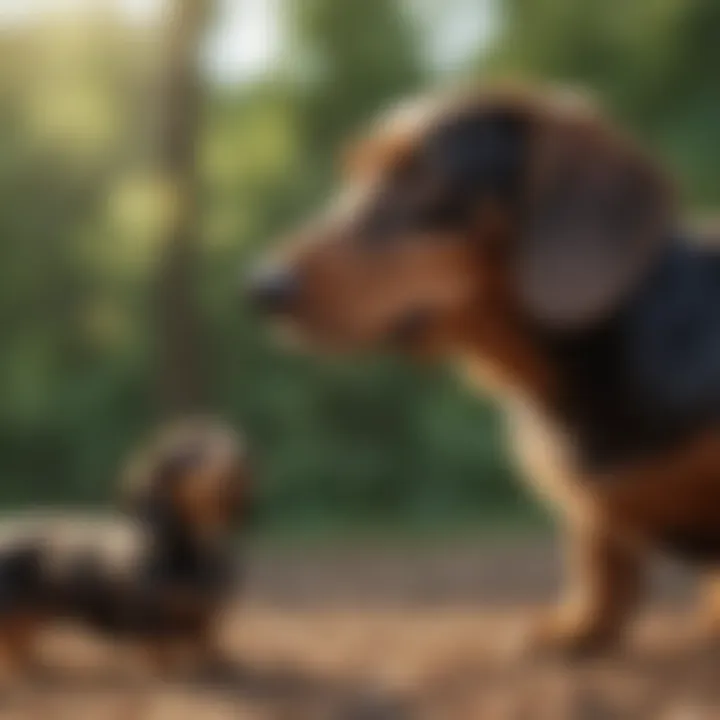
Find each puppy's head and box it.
[248,85,673,354]
[122,418,251,537]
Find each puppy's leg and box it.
[0,613,42,682]
[525,522,644,658]
[135,638,180,680]
[189,613,234,674]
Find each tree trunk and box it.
[152,0,210,418]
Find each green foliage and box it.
[485,0,720,206]
[0,0,719,532]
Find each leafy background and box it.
[0,0,718,534]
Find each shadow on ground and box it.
[0,539,714,719]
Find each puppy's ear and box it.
[517,111,673,329]
[120,445,194,519]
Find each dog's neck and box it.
[450,262,556,406]
[457,236,720,471]
[148,512,223,561]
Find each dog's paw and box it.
[511,609,620,662]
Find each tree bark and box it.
[152,0,210,418]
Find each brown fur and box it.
[251,83,720,657]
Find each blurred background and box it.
[2,3,720,717]
[1,0,719,535]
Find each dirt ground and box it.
[1,539,719,720]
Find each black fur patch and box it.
[356,109,527,243]
[658,528,720,564]
[55,521,235,637]
[539,237,720,472]
[423,109,527,201]
[0,522,236,639]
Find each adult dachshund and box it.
[248,85,720,657]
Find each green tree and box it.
[485,0,720,206]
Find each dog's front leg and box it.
[696,572,720,645]
[524,521,644,658]
[134,638,182,680]
[189,611,236,676]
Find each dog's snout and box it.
[246,266,299,315]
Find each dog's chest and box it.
[463,241,720,557]
[505,401,720,563]
[503,399,594,517]
[55,535,233,636]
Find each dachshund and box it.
[248,84,720,657]
[0,417,249,678]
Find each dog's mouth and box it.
[385,307,435,349]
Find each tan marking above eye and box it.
[175,469,227,532]
[342,95,441,181]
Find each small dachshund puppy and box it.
[0,418,249,677]
[249,84,720,657]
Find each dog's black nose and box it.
[246,266,298,315]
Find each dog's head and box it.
[122,418,251,537]
[248,86,673,357]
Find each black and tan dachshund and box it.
[0,418,249,677]
[249,84,720,657]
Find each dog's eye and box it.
[355,181,416,244]
[418,180,482,230]
[357,186,471,245]
[356,193,400,242]
[356,164,456,243]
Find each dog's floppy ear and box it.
[517,111,673,328]
[120,443,197,520]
